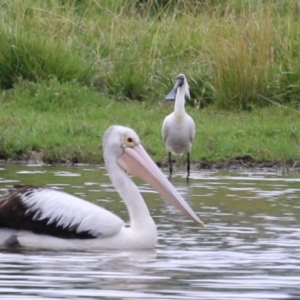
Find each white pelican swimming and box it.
[0,125,204,251]
[162,74,196,179]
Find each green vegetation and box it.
[1,80,299,165]
[0,0,300,166]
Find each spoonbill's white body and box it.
[162,74,196,179]
[0,126,203,251]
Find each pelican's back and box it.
[0,186,124,243]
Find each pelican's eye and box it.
[124,136,135,147]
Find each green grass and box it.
[0,0,300,165]
[0,80,299,165]
[0,0,300,108]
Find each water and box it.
[0,164,299,300]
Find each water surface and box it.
[0,164,299,299]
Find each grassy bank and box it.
[0,80,299,166]
[0,0,300,108]
[0,1,300,166]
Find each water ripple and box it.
[0,167,299,299]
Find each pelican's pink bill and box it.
[118,144,205,226]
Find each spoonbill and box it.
[162,74,196,179]
[0,125,204,250]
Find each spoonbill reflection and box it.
[162,74,196,179]
[0,125,204,250]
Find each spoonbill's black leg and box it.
[187,152,190,180]
[168,152,173,179]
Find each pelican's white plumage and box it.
[0,125,203,251]
[21,188,123,237]
[162,74,196,179]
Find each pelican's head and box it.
[103,126,141,161]
[103,125,204,227]
[165,73,190,101]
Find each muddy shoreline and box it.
[1,155,300,173]
[158,156,300,173]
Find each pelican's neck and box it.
[105,158,154,230]
[174,86,186,116]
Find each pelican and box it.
[162,74,196,179]
[0,126,204,250]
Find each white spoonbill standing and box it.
[162,74,196,179]
[0,125,204,251]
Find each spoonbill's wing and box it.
[162,117,170,143]
[0,186,124,239]
[189,116,196,142]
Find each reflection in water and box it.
[0,165,300,299]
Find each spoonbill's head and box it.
[165,73,190,101]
